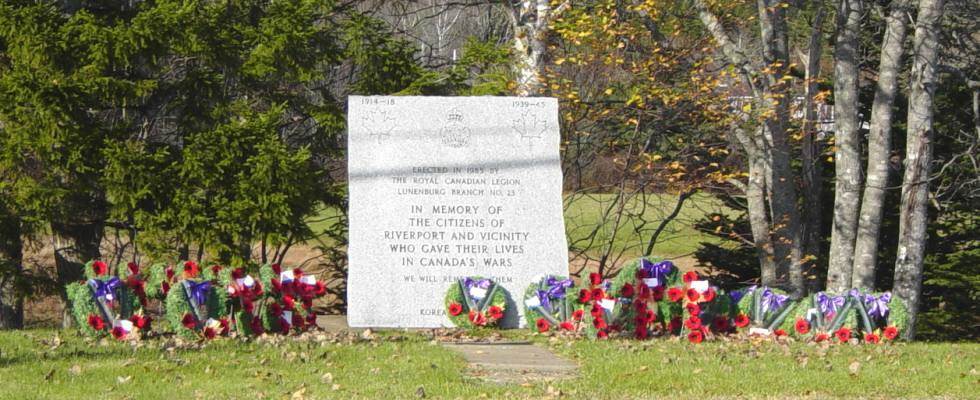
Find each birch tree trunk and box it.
[800,4,826,291]
[852,0,911,290]
[505,1,568,96]
[894,0,944,340]
[826,0,863,293]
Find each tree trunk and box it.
[52,221,104,328]
[0,208,24,330]
[757,0,804,296]
[506,1,567,96]
[826,0,864,293]
[894,0,944,340]
[800,4,826,292]
[747,152,778,284]
[852,0,910,290]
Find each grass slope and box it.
[1,330,976,399]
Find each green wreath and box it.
[523,275,583,331]
[444,277,507,328]
[607,257,683,335]
[66,261,143,339]
[164,276,230,339]
[732,286,798,333]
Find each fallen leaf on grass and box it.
[117,375,132,384]
[848,361,861,376]
[320,372,333,383]
[68,365,82,376]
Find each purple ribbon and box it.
[730,285,758,303]
[464,278,491,291]
[89,278,122,301]
[544,277,574,298]
[640,259,673,286]
[863,292,891,319]
[761,288,788,313]
[816,292,845,314]
[187,280,211,306]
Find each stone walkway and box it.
[442,342,577,384]
[315,315,578,383]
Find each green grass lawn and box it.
[308,192,734,260]
[2,329,976,399]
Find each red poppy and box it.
[589,272,602,286]
[619,283,634,298]
[644,309,656,323]
[87,314,105,331]
[271,278,282,293]
[559,321,575,331]
[795,319,810,335]
[219,318,230,335]
[448,303,463,316]
[292,268,304,279]
[774,329,787,337]
[92,260,108,276]
[306,313,317,326]
[684,316,702,330]
[250,317,264,334]
[667,287,684,302]
[634,301,647,313]
[686,288,700,302]
[593,316,607,330]
[597,330,609,339]
[302,298,313,310]
[314,282,326,296]
[161,281,170,295]
[815,333,830,343]
[488,306,504,320]
[469,311,487,326]
[231,268,244,280]
[536,318,551,332]
[883,326,899,341]
[734,313,750,328]
[635,325,649,340]
[282,295,295,311]
[652,287,665,301]
[577,289,592,303]
[634,313,648,326]
[688,330,704,344]
[865,332,880,344]
[702,288,716,302]
[165,266,175,280]
[183,261,199,278]
[291,313,304,329]
[591,288,605,301]
[210,264,222,276]
[572,309,585,321]
[182,313,197,330]
[269,303,283,317]
[669,316,682,332]
[686,303,701,316]
[131,315,149,330]
[835,327,851,343]
[203,327,217,340]
[712,316,730,332]
[126,262,139,276]
[243,298,255,313]
[590,304,603,318]
[637,285,651,300]
[111,326,127,339]
[682,271,698,284]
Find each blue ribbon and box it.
[187,280,211,306]
[761,288,788,313]
[863,292,891,319]
[89,278,122,301]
